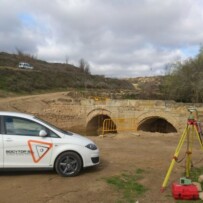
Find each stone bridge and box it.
[83,99,202,135]
[1,93,203,136]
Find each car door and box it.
[3,116,53,168]
[0,117,3,167]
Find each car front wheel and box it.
[55,152,82,177]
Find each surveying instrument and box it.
[161,107,203,192]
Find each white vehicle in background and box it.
[0,112,100,176]
[18,62,34,70]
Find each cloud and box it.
[0,0,203,77]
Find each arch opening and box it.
[86,114,117,136]
[138,116,177,133]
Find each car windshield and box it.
[35,117,73,136]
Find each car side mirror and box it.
[39,130,47,137]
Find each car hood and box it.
[61,132,95,146]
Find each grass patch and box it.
[106,169,147,203]
[190,167,203,185]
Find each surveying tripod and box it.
[161,107,203,192]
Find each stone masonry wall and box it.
[1,92,203,134]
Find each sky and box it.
[0,0,203,78]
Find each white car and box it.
[0,112,99,176]
[18,62,33,69]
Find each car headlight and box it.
[85,143,97,150]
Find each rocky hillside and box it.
[124,76,164,100]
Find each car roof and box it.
[0,111,34,119]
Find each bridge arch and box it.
[86,108,116,136]
[137,112,178,133]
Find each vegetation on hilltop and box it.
[125,47,203,103]
[162,47,203,103]
[0,52,134,95]
[1,49,203,103]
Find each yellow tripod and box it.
[161,107,203,192]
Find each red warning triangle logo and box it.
[28,140,53,163]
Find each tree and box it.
[65,55,69,64]
[162,47,203,103]
[79,58,91,75]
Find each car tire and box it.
[55,152,82,177]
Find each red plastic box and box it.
[172,183,199,200]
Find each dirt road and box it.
[0,132,202,203]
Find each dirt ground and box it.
[0,93,203,202]
[0,132,203,203]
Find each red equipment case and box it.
[172,183,199,200]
